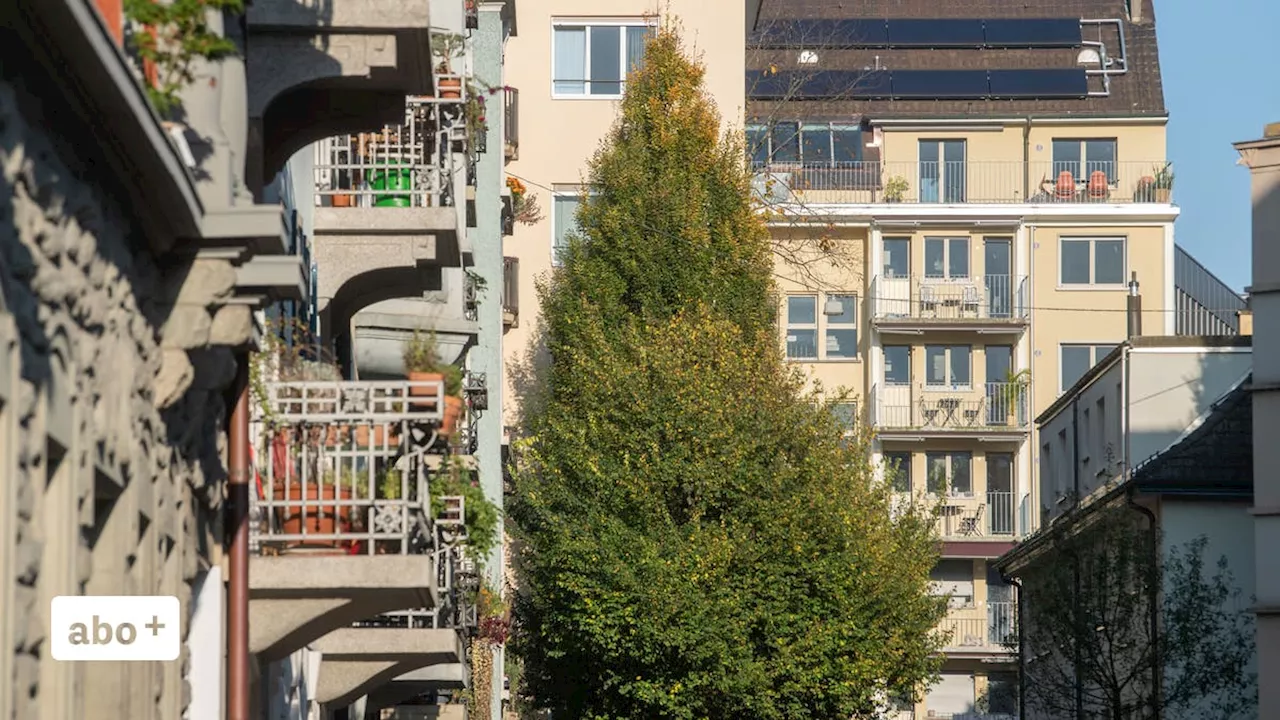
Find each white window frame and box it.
[551,19,656,99]
[1051,137,1119,185]
[926,451,974,498]
[924,344,971,390]
[551,187,595,267]
[1058,342,1118,392]
[923,236,970,280]
[783,292,859,361]
[1058,236,1127,288]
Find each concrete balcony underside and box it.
[246,0,434,183]
[367,664,467,712]
[354,298,480,377]
[248,555,436,662]
[314,628,463,708]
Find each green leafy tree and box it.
[1016,502,1256,719]
[508,23,947,720]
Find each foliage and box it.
[1016,501,1256,719]
[1153,162,1175,189]
[477,581,511,645]
[444,364,465,397]
[250,315,339,428]
[465,81,489,143]
[508,23,947,720]
[998,368,1031,410]
[433,461,501,563]
[432,31,467,72]
[403,328,443,374]
[508,176,545,225]
[884,175,909,202]
[124,0,245,118]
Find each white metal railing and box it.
[752,159,1172,205]
[938,601,1017,652]
[313,98,459,209]
[917,492,1019,539]
[872,274,1029,322]
[875,383,1029,430]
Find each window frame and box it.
[1058,236,1127,288]
[885,451,913,493]
[551,188,593,267]
[926,451,974,497]
[1051,137,1119,185]
[745,121,863,168]
[1059,343,1119,393]
[924,344,972,390]
[551,20,656,99]
[923,236,970,280]
[783,292,860,361]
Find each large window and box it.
[1060,343,1118,392]
[1060,236,1126,286]
[553,23,654,97]
[885,451,912,493]
[746,121,862,166]
[552,192,582,266]
[927,451,972,496]
[924,237,969,279]
[784,293,859,360]
[925,345,971,389]
[1053,138,1117,184]
[919,139,966,203]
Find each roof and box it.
[1130,375,1253,497]
[748,0,1166,120]
[1035,335,1253,425]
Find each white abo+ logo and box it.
[50,595,181,661]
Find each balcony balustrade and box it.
[502,256,520,329]
[752,159,1173,205]
[915,491,1019,539]
[872,382,1030,432]
[871,275,1029,325]
[503,87,519,162]
[938,601,1017,653]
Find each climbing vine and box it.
[123,0,246,117]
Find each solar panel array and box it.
[747,68,1090,100]
[750,18,1083,49]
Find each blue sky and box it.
[1160,0,1279,292]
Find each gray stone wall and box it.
[0,72,240,719]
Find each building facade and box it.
[748,0,1240,715]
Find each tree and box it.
[508,23,948,720]
[1016,501,1256,719]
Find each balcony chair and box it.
[958,503,985,536]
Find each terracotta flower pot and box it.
[272,482,356,550]
[440,395,464,436]
[331,193,355,207]
[408,371,443,410]
[439,76,462,100]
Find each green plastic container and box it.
[366,160,413,207]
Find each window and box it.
[745,121,862,167]
[927,451,972,496]
[883,237,910,278]
[552,193,582,266]
[924,237,969,279]
[1052,138,1117,184]
[925,345,971,389]
[919,139,966,203]
[1060,343,1118,391]
[784,293,859,360]
[885,451,912,493]
[883,346,910,385]
[553,23,654,97]
[830,401,857,432]
[930,559,975,607]
[1060,236,1125,286]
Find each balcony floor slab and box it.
[315,628,463,707]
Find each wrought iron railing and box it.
[874,383,1030,430]
[871,274,1029,322]
[751,159,1173,205]
[503,87,519,161]
[502,257,519,326]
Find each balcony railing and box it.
[871,275,1029,323]
[938,601,1017,653]
[249,379,447,555]
[503,87,519,161]
[873,382,1030,431]
[751,160,1173,205]
[313,98,457,209]
[502,256,519,327]
[922,714,1018,720]
[921,492,1019,539]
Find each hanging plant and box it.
[464,81,489,144]
[123,0,246,118]
[505,176,545,225]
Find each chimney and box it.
[1126,271,1142,337]
[1130,0,1144,24]
[1239,309,1254,336]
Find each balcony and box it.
[871,275,1029,333]
[925,492,1020,540]
[248,378,453,661]
[872,383,1030,438]
[938,601,1017,654]
[752,160,1173,207]
[502,257,520,329]
[504,87,519,162]
[311,98,466,338]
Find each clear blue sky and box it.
[1160,0,1279,293]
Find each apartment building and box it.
[748,0,1241,715]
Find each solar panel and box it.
[983,18,1083,48]
[831,19,889,47]
[891,70,990,99]
[745,70,790,100]
[886,19,985,47]
[988,69,1089,98]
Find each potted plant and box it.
[997,369,1031,426]
[272,464,358,552]
[1153,163,1174,203]
[432,32,466,100]
[403,328,444,410]
[441,364,466,436]
[506,176,544,225]
[431,458,500,562]
[1135,175,1156,203]
[884,175,909,203]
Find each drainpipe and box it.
[1126,491,1161,718]
[1127,272,1142,338]
[228,354,251,720]
[1022,117,1032,200]
[1002,572,1027,719]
